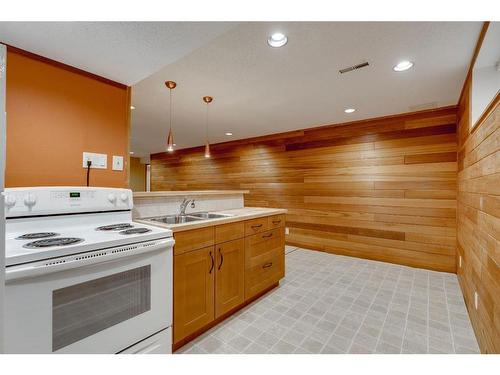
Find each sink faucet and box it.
[179,198,195,215]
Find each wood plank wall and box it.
[152,106,458,272]
[456,77,500,352]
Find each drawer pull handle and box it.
[218,247,224,270]
[209,251,214,274]
[251,224,263,229]
[262,233,273,238]
[272,220,281,224]
[262,262,273,269]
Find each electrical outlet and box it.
[474,291,479,310]
[112,155,124,171]
[83,152,107,169]
[285,227,289,235]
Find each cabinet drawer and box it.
[215,222,244,244]
[244,217,269,236]
[245,249,284,300]
[174,227,214,255]
[245,229,283,268]
[268,214,285,229]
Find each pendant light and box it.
[203,96,213,158]
[165,80,177,152]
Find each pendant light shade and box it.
[166,129,174,152]
[204,141,211,158]
[165,80,177,152]
[203,96,213,158]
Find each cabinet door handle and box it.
[251,224,263,229]
[209,251,214,274]
[262,262,273,269]
[262,233,273,238]
[218,247,224,270]
[272,220,281,224]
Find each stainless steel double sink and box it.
[144,212,232,225]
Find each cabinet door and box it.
[173,246,215,344]
[215,239,245,318]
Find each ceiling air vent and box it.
[339,61,369,74]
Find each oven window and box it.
[52,265,151,352]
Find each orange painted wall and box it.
[5,49,130,188]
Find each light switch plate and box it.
[83,152,107,169]
[112,155,124,171]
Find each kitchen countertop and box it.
[134,207,287,232]
[133,190,249,198]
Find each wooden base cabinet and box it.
[215,238,245,318]
[173,246,215,344]
[172,214,285,347]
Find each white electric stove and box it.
[3,187,174,354]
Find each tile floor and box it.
[177,247,480,354]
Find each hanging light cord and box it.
[169,89,173,133]
[205,103,209,142]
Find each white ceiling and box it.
[0,22,482,159]
[131,22,482,157]
[475,22,500,69]
[0,22,237,85]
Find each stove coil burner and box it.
[16,232,59,240]
[96,223,134,231]
[119,228,152,235]
[23,237,84,249]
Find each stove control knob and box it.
[107,193,117,204]
[120,193,128,202]
[5,194,17,207]
[24,193,37,207]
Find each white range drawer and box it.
[120,327,172,354]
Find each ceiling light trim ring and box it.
[267,32,288,48]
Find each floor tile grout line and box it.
[285,253,362,352]
[426,272,430,353]
[315,258,374,353]
[344,263,392,353]
[400,267,416,354]
[372,265,403,353]
[183,248,476,354]
[444,276,457,353]
[281,254,368,352]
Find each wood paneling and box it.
[152,106,458,272]
[456,67,500,352]
[129,157,146,192]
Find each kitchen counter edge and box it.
[134,207,287,233]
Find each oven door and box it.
[4,238,173,354]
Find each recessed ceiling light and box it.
[344,108,356,114]
[130,105,135,110]
[267,32,288,48]
[393,60,414,72]
[225,132,233,136]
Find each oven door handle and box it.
[5,238,175,281]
